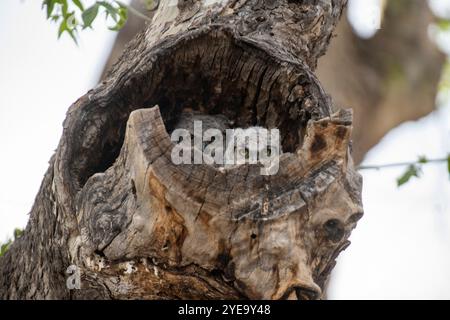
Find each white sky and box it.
[0,0,449,299]
[0,0,120,239]
[328,0,450,299]
[328,104,450,299]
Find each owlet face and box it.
[174,112,231,136]
[172,112,231,164]
[229,127,282,164]
[172,113,281,167]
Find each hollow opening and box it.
[140,34,327,153]
[74,29,330,188]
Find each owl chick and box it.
[173,112,231,140]
[224,126,282,168]
[171,112,281,172]
[171,111,231,166]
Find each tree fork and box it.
[0,0,363,300]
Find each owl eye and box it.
[239,148,250,159]
[266,146,272,157]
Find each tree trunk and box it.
[0,0,363,300]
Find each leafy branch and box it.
[357,155,450,187]
[0,229,24,258]
[41,0,152,43]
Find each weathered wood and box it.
[103,1,446,165]
[0,0,362,300]
[72,106,361,299]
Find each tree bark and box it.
[103,1,446,165]
[0,0,363,300]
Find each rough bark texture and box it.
[102,1,446,165]
[0,0,363,300]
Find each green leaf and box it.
[397,164,420,187]
[61,0,69,18]
[447,154,450,178]
[437,19,450,31]
[57,18,78,44]
[68,29,78,44]
[418,156,428,164]
[108,3,127,31]
[13,228,23,240]
[0,240,12,258]
[57,19,67,38]
[43,0,56,19]
[72,0,84,11]
[82,3,100,28]
[98,1,118,21]
[144,0,156,11]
